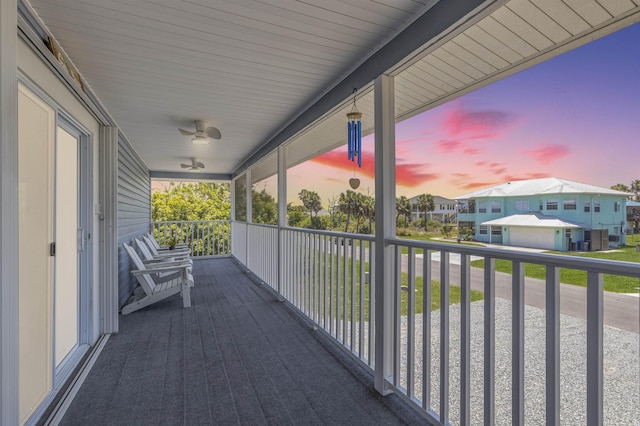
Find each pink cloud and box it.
[503,172,551,182]
[464,147,483,155]
[437,140,464,153]
[311,150,437,187]
[443,107,517,139]
[521,144,570,164]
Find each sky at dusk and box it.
[265,23,640,206]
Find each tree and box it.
[327,195,342,230]
[338,190,359,232]
[630,180,640,201]
[358,192,375,234]
[298,189,322,217]
[611,183,630,193]
[152,182,230,222]
[151,182,231,255]
[251,187,277,225]
[287,203,308,228]
[396,196,412,225]
[416,194,435,230]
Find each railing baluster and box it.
[359,239,365,358]
[351,238,357,351]
[587,271,603,426]
[461,253,471,426]
[423,249,431,411]
[440,251,450,424]
[330,235,335,337]
[394,245,401,388]
[343,238,348,345]
[407,247,416,399]
[512,261,525,426]
[485,257,495,426]
[546,265,560,426]
[337,237,342,341]
[369,241,375,367]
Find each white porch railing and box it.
[236,225,640,425]
[151,220,231,257]
[246,223,278,288]
[280,228,376,369]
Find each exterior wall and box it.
[116,136,151,307]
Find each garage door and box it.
[510,227,555,250]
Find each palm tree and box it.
[338,190,358,232]
[416,193,435,230]
[396,196,412,226]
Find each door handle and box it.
[78,228,85,252]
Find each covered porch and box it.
[3,0,640,425]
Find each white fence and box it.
[246,223,278,288]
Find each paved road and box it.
[403,255,640,333]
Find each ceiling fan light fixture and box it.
[191,136,210,145]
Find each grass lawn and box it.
[470,245,640,293]
[314,254,484,322]
[397,234,484,255]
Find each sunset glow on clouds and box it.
[275,23,640,204]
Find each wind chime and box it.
[347,88,362,190]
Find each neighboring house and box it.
[455,177,630,251]
[626,200,640,233]
[409,195,457,223]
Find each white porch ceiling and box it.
[25,0,439,174]
[25,0,640,177]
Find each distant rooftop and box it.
[455,177,631,200]
[482,212,586,228]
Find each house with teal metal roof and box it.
[455,177,630,251]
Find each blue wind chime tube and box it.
[347,111,363,167]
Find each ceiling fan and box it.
[178,120,221,144]
[180,158,205,171]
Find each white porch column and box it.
[245,169,252,224]
[230,178,236,221]
[99,126,119,334]
[374,74,395,395]
[277,145,287,297]
[245,170,252,267]
[0,0,19,423]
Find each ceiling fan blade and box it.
[179,128,196,136]
[205,127,221,140]
[195,162,205,169]
[180,163,190,168]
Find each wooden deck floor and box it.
[60,258,426,425]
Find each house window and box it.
[563,198,576,210]
[478,201,487,213]
[491,201,501,213]
[515,200,529,211]
[584,201,590,212]
[546,199,558,210]
[614,202,621,212]
[565,229,571,238]
[491,227,502,235]
[594,200,600,212]
[479,225,488,235]
[539,200,544,211]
